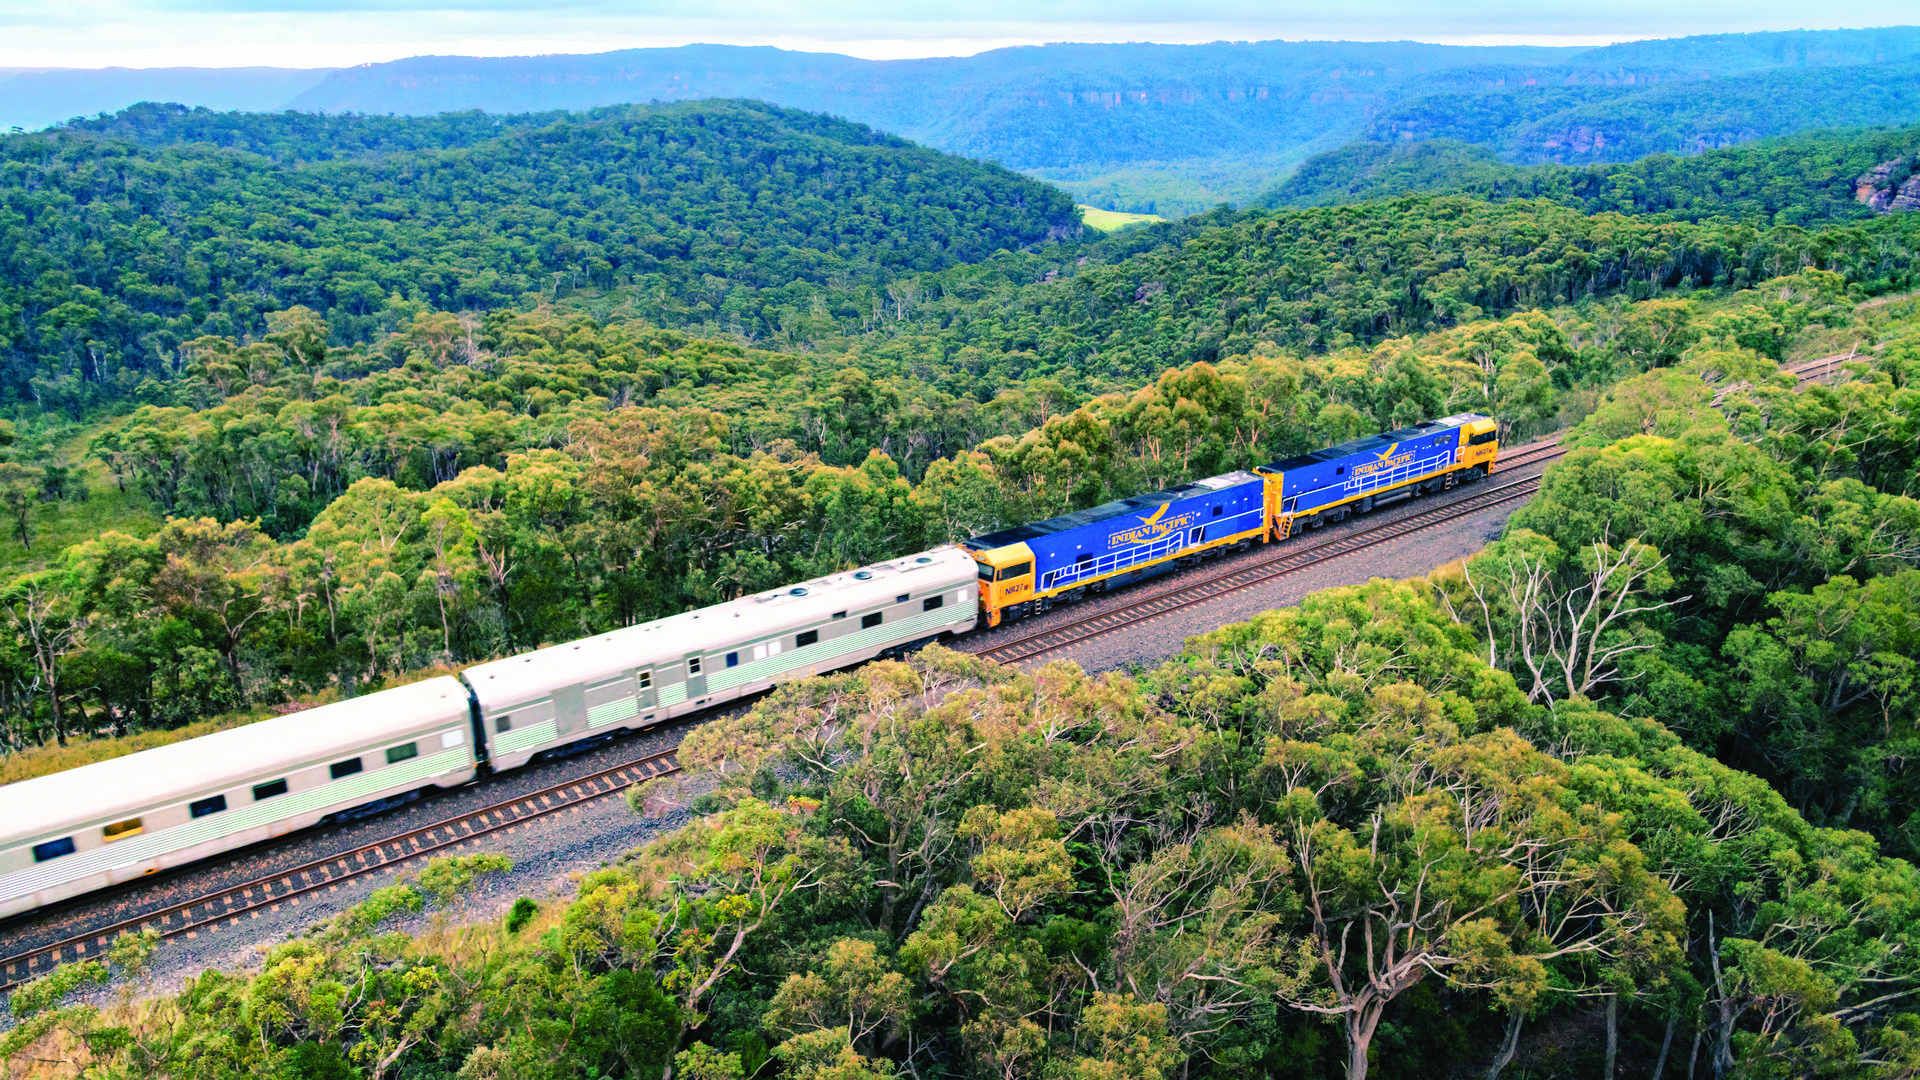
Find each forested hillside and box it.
[0,101,1077,413]
[17,28,1920,215]
[1268,124,1920,225]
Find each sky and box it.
[0,0,1907,70]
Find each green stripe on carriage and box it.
[588,698,639,727]
[493,720,559,755]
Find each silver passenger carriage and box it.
[464,548,979,771]
[0,676,479,920]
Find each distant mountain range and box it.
[9,26,1920,215]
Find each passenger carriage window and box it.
[386,742,418,765]
[102,818,143,841]
[33,837,75,862]
[832,611,847,619]
[796,630,818,647]
[688,657,703,675]
[862,612,882,628]
[253,779,289,801]
[330,757,364,780]
[923,595,944,611]
[637,670,652,689]
[896,593,910,603]
[495,715,512,733]
[726,651,739,668]
[190,795,227,818]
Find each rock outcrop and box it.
[1855,155,1920,213]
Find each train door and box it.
[684,652,708,699]
[635,667,657,714]
[551,684,587,737]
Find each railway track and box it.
[0,747,682,992]
[0,350,1865,994]
[972,348,1861,667]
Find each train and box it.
[0,412,1497,919]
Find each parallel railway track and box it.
[0,748,682,992]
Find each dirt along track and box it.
[0,350,1862,1006]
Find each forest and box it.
[1266,124,1920,227]
[10,337,1920,1078]
[5,99,1920,1078]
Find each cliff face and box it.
[1856,155,1920,212]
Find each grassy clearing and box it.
[1076,205,1167,232]
[0,421,162,577]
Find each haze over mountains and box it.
[7,26,1920,214]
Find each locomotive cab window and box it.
[330,757,363,780]
[999,562,1031,580]
[386,742,418,765]
[1468,430,1497,446]
[33,837,75,862]
[862,612,883,629]
[190,795,227,819]
[253,779,289,801]
[796,630,818,648]
[102,818,143,842]
[977,562,995,580]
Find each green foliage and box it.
[0,100,1076,413]
[504,897,538,935]
[1270,123,1920,229]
